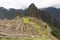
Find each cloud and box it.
[0,0,60,9]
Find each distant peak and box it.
[28,3,37,10]
[29,3,35,7]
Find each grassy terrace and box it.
[0,17,57,40]
[22,17,40,29]
[21,17,51,40]
[0,37,46,40]
[0,17,46,40]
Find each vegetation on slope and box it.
[51,26,60,39]
[22,17,58,40]
[0,37,47,40]
[22,17,40,29]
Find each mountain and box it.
[42,7,60,22]
[0,7,16,19]
[24,4,60,29]
[0,3,60,40]
[0,7,24,19]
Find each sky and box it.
[0,0,60,9]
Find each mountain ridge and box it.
[41,7,60,22]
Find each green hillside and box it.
[0,16,58,40]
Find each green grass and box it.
[22,17,40,29]
[0,37,38,40]
[0,37,49,40]
[0,38,7,40]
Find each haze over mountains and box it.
[0,3,60,40]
